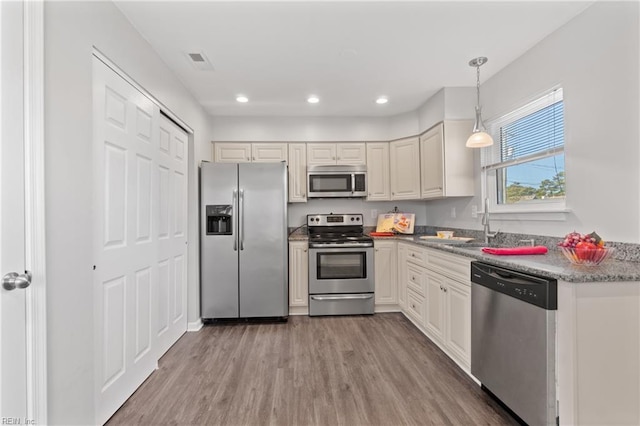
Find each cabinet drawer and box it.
[427,249,471,284]
[406,288,425,324]
[406,245,427,267]
[406,264,425,296]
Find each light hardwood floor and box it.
[107,313,517,425]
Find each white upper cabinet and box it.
[213,142,287,163]
[390,136,421,200]
[307,143,366,165]
[288,143,307,203]
[307,143,336,165]
[420,121,474,199]
[214,142,252,163]
[251,143,288,162]
[336,143,366,165]
[366,142,390,201]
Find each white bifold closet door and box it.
[92,57,188,425]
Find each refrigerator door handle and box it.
[232,189,238,251]
[239,188,245,250]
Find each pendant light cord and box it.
[476,65,481,107]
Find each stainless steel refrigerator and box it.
[200,161,288,320]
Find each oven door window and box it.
[308,174,351,193]
[316,252,367,279]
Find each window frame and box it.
[481,88,568,216]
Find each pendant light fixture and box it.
[466,57,494,148]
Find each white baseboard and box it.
[374,304,401,313]
[187,319,203,332]
[288,306,309,316]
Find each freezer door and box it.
[200,162,239,319]
[238,162,288,317]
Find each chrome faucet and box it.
[482,197,498,244]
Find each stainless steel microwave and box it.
[307,165,367,198]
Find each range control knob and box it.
[356,217,360,221]
[351,217,355,221]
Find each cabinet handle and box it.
[444,287,448,293]
[303,249,307,252]
[246,157,250,161]
[440,285,443,290]
[411,253,415,257]
[412,276,416,280]
[253,156,256,161]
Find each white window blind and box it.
[482,88,565,210]
[482,88,564,169]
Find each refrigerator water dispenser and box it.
[206,205,232,235]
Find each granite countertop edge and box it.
[288,231,640,283]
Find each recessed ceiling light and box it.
[236,95,249,103]
[376,97,388,104]
[307,96,320,104]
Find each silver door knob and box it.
[3,271,32,291]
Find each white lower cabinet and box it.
[374,240,398,306]
[425,270,446,343]
[405,288,425,324]
[288,241,308,315]
[396,243,408,310]
[444,277,471,365]
[399,243,471,370]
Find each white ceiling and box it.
[115,1,592,117]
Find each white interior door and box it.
[93,59,160,424]
[1,1,28,419]
[155,115,188,357]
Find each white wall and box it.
[424,1,640,243]
[210,114,418,142]
[44,2,213,424]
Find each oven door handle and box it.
[310,294,374,301]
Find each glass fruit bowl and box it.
[559,246,615,266]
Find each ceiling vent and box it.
[185,51,214,71]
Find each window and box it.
[482,88,565,212]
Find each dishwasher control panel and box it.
[470,261,557,310]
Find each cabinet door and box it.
[397,243,408,310]
[288,143,307,203]
[445,279,471,367]
[374,241,397,305]
[366,142,390,201]
[336,143,366,165]
[288,241,309,307]
[390,137,421,200]
[252,143,288,162]
[424,270,445,343]
[420,123,444,198]
[214,142,252,163]
[307,143,337,165]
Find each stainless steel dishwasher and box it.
[471,261,558,426]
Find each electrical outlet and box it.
[371,209,378,219]
[471,205,478,218]
[450,207,456,218]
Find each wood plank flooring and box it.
[106,313,517,426]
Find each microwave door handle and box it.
[351,174,355,194]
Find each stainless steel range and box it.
[307,213,374,316]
